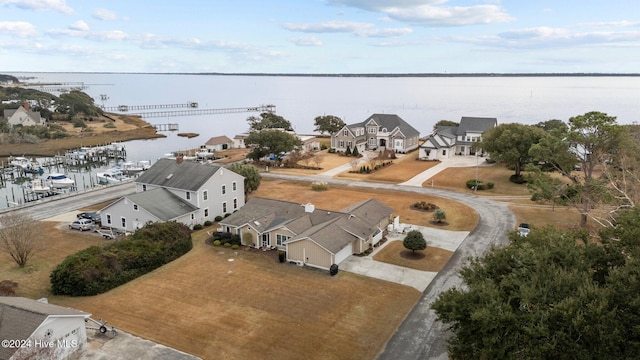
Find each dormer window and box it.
[343,129,348,136]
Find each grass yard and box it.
[54,231,420,360]
[267,150,355,175]
[335,152,439,183]
[373,240,453,272]
[252,179,478,231]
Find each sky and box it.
[1,0,639,74]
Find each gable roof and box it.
[457,116,497,135]
[221,197,393,254]
[364,114,420,137]
[205,135,233,146]
[0,297,89,359]
[125,188,199,220]
[135,158,235,191]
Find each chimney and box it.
[23,101,30,111]
[304,203,315,213]
[176,156,183,164]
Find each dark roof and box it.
[135,158,226,191]
[457,116,497,135]
[126,188,199,220]
[0,297,89,359]
[347,114,420,138]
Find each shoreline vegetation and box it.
[7,72,640,77]
[0,113,163,159]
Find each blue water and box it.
[3,73,639,208]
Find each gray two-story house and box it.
[420,116,497,160]
[331,114,420,154]
[100,158,245,232]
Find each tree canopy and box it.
[433,120,459,131]
[314,115,345,135]
[247,112,293,131]
[432,213,640,359]
[479,123,546,178]
[403,230,426,252]
[245,130,302,162]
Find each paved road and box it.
[261,173,515,360]
[0,181,136,220]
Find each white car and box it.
[517,223,530,237]
[69,218,94,231]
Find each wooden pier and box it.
[153,123,179,131]
[102,102,198,112]
[107,104,276,118]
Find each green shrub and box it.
[509,175,527,184]
[311,181,328,191]
[466,179,494,191]
[232,244,239,250]
[224,242,232,247]
[224,213,231,218]
[278,251,286,263]
[50,222,192,296]
[193,224,203,230]
[328,148,336,153]
[204,220,213,226]
[215,215,223,222]
[103,122,116,128]
[345,145,352,156]
[213,240,221,246]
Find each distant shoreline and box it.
[7,71,640,78]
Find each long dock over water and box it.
[106,104,276,118]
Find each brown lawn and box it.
[373,240,453,272]
[267,150,355,175]
[252,179,478,231]
[52,231,420,360]
[335,151,440,183]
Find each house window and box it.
[343,129,348,136]
[107,214,111,225]
[204,208,209,217]
[142,185,147,191]
[347,141,352,148]
[133,204,138,211]
[339,140,344,148]
[203,190,208,201]
[442,150,447,156]
[233,198,238,210]
[191,214,194,220]
[276,234,291,246]
[222,185,226,195]
[368,137,375,145]
[186,192,191,200]
[369,127,376,134]
[121,217,126,228]
[232,181,237,191]
[222,202,227,213]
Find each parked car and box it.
[69,218,94,231]
[77,211,101,223]
[517,223,530,237]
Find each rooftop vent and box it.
[303,203,315,213]
[166,174,174,180]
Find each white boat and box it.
[9,156,39,170]
[28,179,51,194]
[97,168,129,184]
[46,173,75,189]
[196,149,215,159]
[119,161,145,175]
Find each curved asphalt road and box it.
[261,173,515,360]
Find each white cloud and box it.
[289,36,323,46]
[328,0,513,26]
[283,21,373,34]
[0,0,73,14]
[0,21,37,37]
[68,20,89,32]
[92,8,119,21]
[579,20,640,28]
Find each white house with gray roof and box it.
[3,102,46,128]
[419,116,497,160]
[0,297,90,360]
[331,114,420,154]
[99,158,245,232]
[218,197,394,270]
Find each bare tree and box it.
[0,212,45,267]
[312,154,323,169]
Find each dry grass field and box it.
[251,179,478,232]
[373,241,453,272]
[335,152,440,183]
[266,149,355,175]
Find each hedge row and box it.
[50,221,192,296]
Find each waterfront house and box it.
[203,135,233,151]
[0,297,90,360]
[419,116,497,160]
[3,102,46,127]
[100,158,245,232]
[218,197,394,270]
[331,114,420,154]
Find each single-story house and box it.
[419,116,497,160]
[3,102,46,127]
[0,297,90,360]
[331,114,420,154]
[203,135,233,151]
[100,158,245,232]
[298,134,320,153]
[218,197,394,270]
[233,133,248,149]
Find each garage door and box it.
[334,244,352,265]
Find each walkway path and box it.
[400,155,486,186]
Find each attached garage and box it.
[287,237,353,270]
